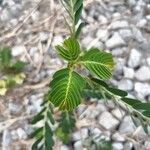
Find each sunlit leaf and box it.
[80,48,114,79]
[49,68,85,111]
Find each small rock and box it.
[128,49,142,68]
[74,141,83,150]
[147,57,150,66]
[127,0,136,6]
[119,116,135,133]
[119,29,133,41]
[12,45,25,57]
[2,130,12,150]
[118,79,133,91]
[124,142,133,150]
[106,33,126,49]
[52,35,63,46]
[109,21,129,29]
[17,128,27,140]
[81,128,89,139]
[92,128,102,139]
[0,9,10,21]
[98,15,108,24]
[112,142,123,150]
[111,108,125,120]
[60,145,70,150]
[82,36,94,47]
[96,29,109,42]
[144,141,150,150]
[137,19,147,28]
[39,32,49,42]
[135,66,150,81]
[134,82,150,98]
[72,132,81,141]
[11,130,18,140]
[8,102,23,114]
[132,27,144,42]
[112,132,125,142]
[99,111,119,130]
[123,67,134,79]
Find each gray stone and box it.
[109,21,129,29]
[119,116,135,133]
[123,67,134,79]
[127,0,136,6]
[135,82,150,98]
[99,111,119,130]
[112,142,124,150]
[0,9,10,21]
[132,27,144,42]
[118,79,133,91]
[111,108,125,120]
[74,141,83,150]
[124,142,133,150]
[92,128,102,139]
[11,130,18,140]
[106,33,126,49]
[16,128,27,140]
[147,57,150,66]
[39,32,49,42]
[8,102,23,114]
[96,29,109,42]
[61,145,70,150]
[144,141,150,150]
[81,128,89,139]
[135,66,150,81]
[119,29,133,41]
[2,130,12,150]
[112,132,125,142]
[81,36,94,47]
[12,45,25,57]
[72,132,81,141]
[137,19,147,28]
[52,35,63,46]
[128,49,142,68]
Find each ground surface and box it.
[0,0,150,150]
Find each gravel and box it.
[99,111,120,130]
[0,0,150,149]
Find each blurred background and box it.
[0,0,150,149]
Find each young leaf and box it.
[74,0,83,12]
[30,127,43,138]
[31,115,44,124]
[142,111,150,117]
[75,22,84,38]
[49,68,85,111]
[133,103,150,111]
[121,98,140,106]
[44,122,54,150]
[10,60,26,72]
[80,48,114,79]
[91,78,109,88]
[0,47,11,68]
[55,37,80,61]
[107,87,128,97]
[74,4,83,25]
[31,136,43,150]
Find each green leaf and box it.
[74,4,83,25]
[31,136,43,150]
[44,122,54,150]
[10,60,26,72]
[133,103,150,111]
[121,98,140,106]
[30,127,43,138]
[0,47,11,67]
[107,87,128,97]
[56,112,75,144]
[49,68,85,111]
[75,22,84,38]
[142,111,150,117]
[74,0,83,12]
[91,78,109,88]
[80,49,114,79]
[31,115,44,124]
[83,89,103,99]
[55,37,80,61]
[47,110,55,125]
